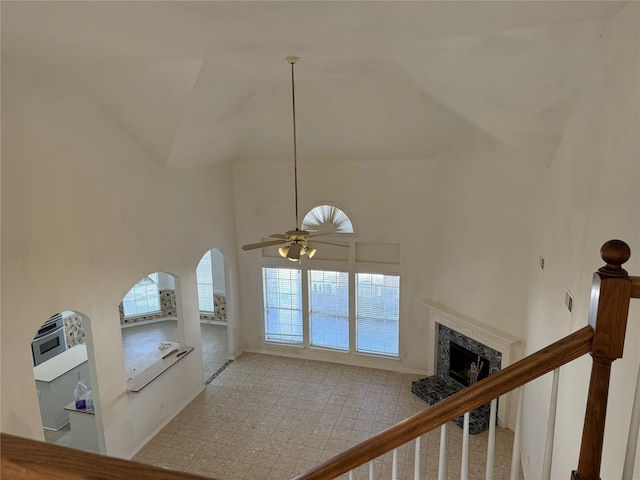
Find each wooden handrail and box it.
[293,325,594,480]
[0,433,214,480]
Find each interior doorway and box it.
[196,248,230,382]
[32,311,100,452]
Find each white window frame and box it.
[263,267,304,345]
[261,261,400,358]
[301,203,356,234]
[308,269,350,351]
[122,273,161,317]
[355,272,400,357]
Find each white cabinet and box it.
[65,402,99,453]
[34,345,90,430]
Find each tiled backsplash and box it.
[199,295,227,323]
[120,290,227,325]
[119,303,165,325]
[63,312,86,348]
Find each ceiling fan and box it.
[242,56,349,262]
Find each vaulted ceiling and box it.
[1,1,627,169]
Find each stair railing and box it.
[293,240,640,480]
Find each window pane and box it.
[196,251,214,312]
[263,267,302,344]
[356,273,400,356]
[123,273,160,317]
[309,270,349,350]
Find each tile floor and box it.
[121,320,229,383]
[134,353,523,480]
[121,319,180,368]
[45,321,523,479]
[43,422,73,446]
[200,322,230,382]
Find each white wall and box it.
[431,132,540,342]
[234,159,436,373]
[1,58,241,457]
[211,248,226,295]
[233,133,539,378]
[157,272,176,291]
[521,4,640,478]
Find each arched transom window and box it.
[301,204,355,234]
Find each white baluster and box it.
[414,435,421,480]
[510,386,524,480]
[461,411,470,480]
[542,369,560,479]
[369,460,374,480]
[486,398,497,480]
[348,471,353,480]
[392,448,398,480]
[623,361,640,480]
[438,423,447,480]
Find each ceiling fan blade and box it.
[269,233,287,239]
[242,239,287,251]
[308,240,350,248]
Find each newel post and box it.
[572,240,633,480]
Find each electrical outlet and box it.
[565,288,574,313]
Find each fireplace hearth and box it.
[412,324,502,434]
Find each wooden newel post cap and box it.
[599,239,630,277]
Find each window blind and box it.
[355,273,400,356]
[196,251,214,312]
[309,269,349,350]
[122,273,161,317]
[263,267,303,344]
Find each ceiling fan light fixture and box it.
[287,241,303,260]
[278,246,290,258]
[306,247,317,259]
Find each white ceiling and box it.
[1,1,627,169]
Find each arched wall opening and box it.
[196,248,232,382]
[31,310,105,454]
[119,272,184,374]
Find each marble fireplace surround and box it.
[423,301,521,428]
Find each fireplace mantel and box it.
[422,301,522,428]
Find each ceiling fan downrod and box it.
[287,55,300,229]
[241,56,349,259]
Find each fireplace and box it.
[413,323,502,433]
[436,323,502,387]
[414,301,521,431]
[449,342,490,387]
